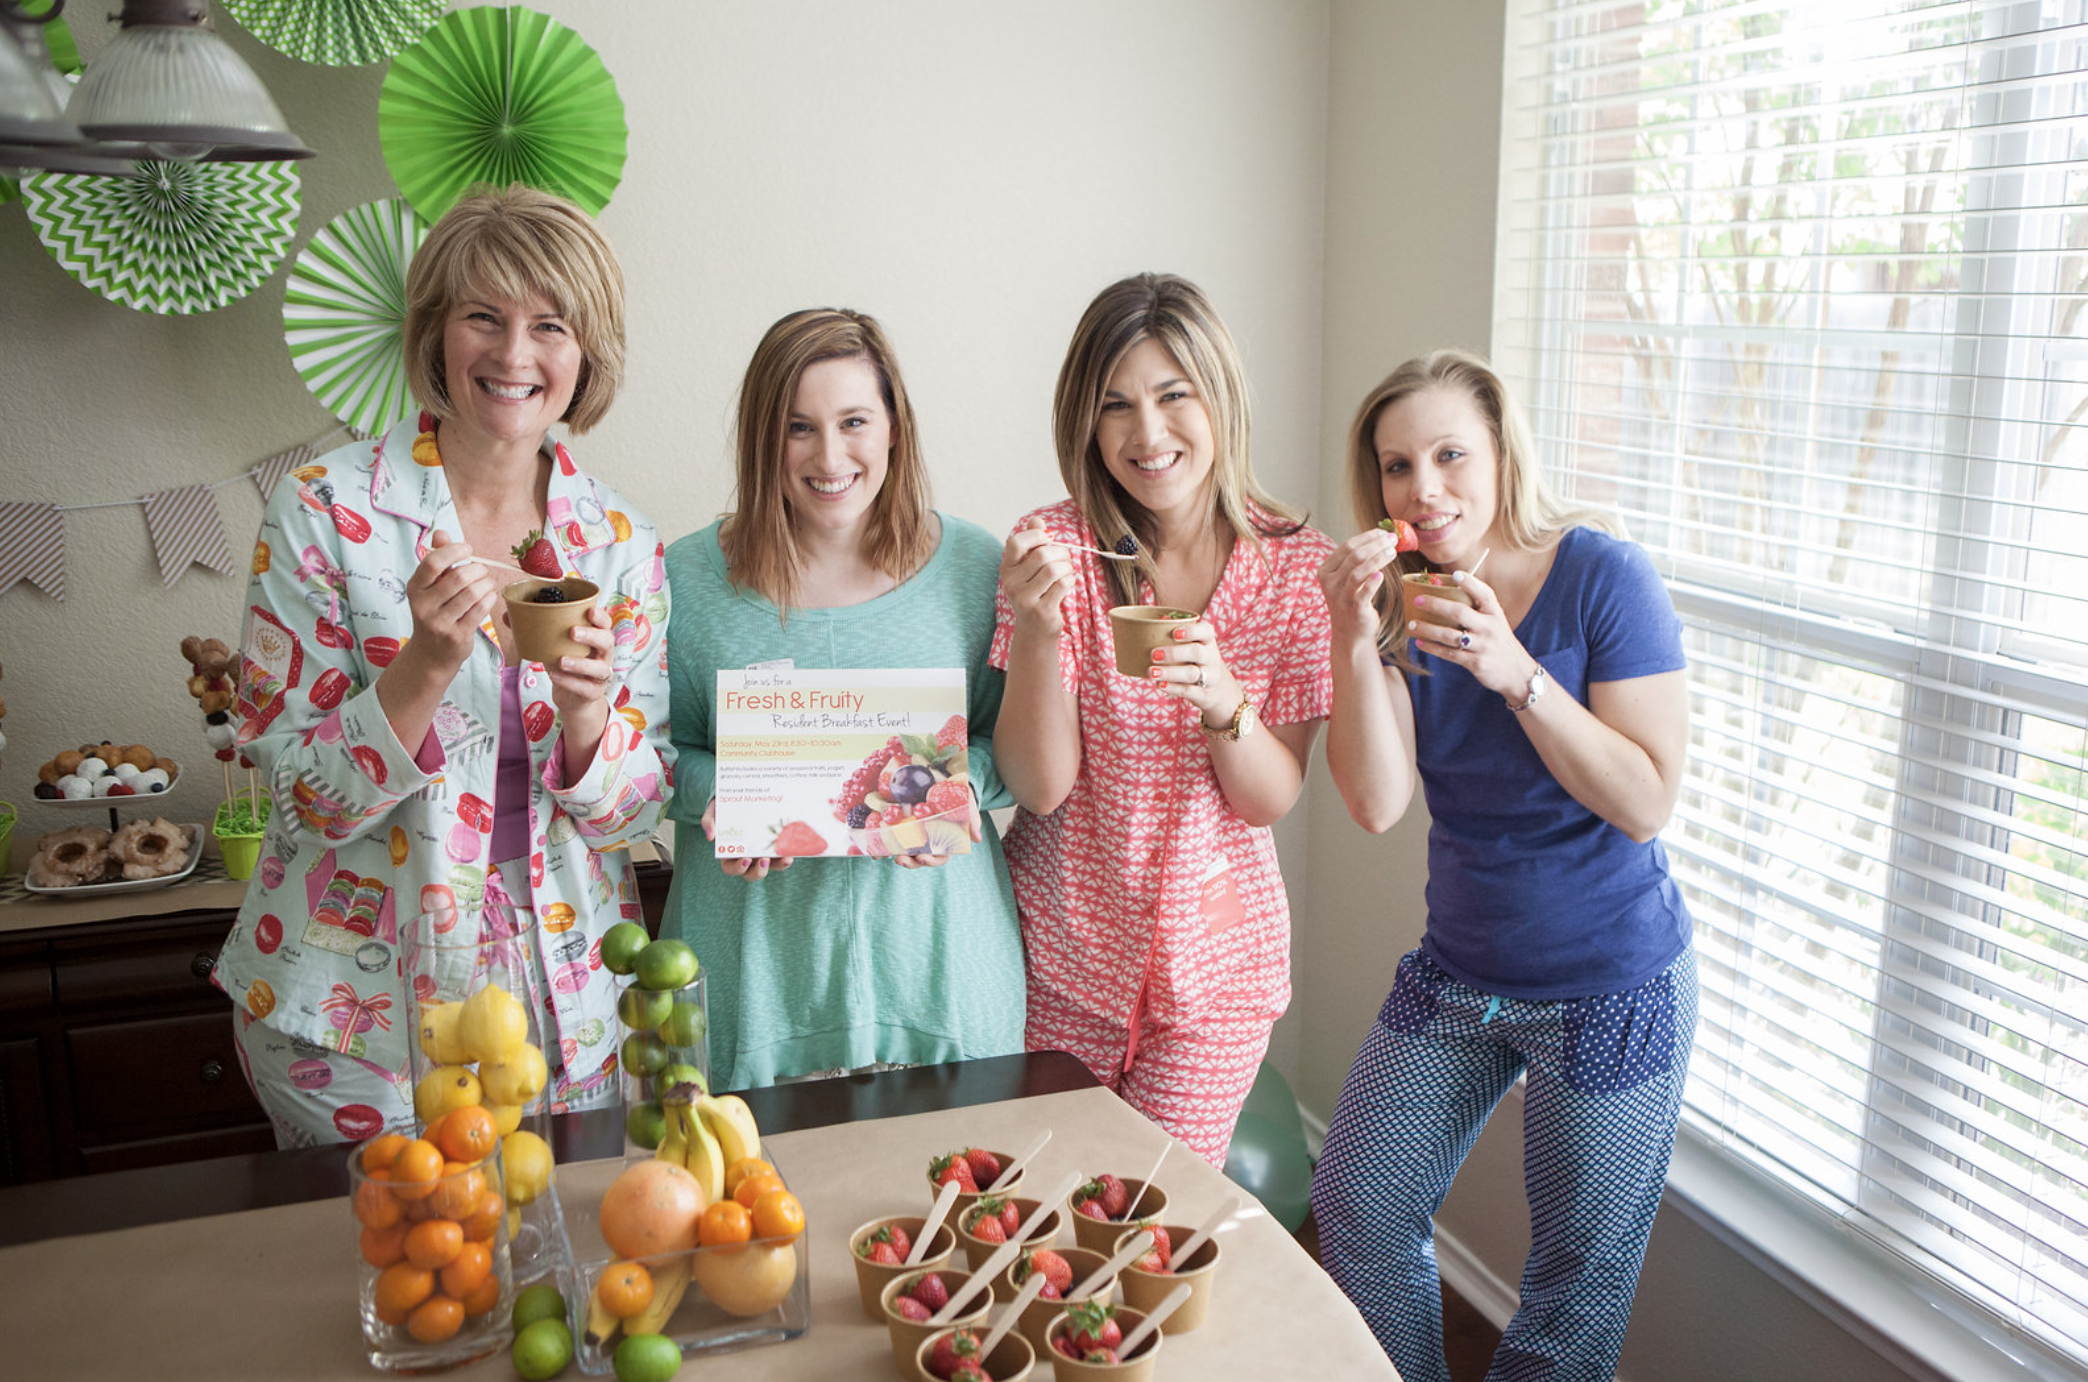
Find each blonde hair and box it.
[403,183,626,434]
[1054,273,1304,606]
[718,308,932,614]
[1346,348,1619,661]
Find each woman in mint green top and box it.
[662,308,1021,1090]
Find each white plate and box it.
[22,822,204,896]
[39,767,183,808]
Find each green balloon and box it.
[1222,1062,1313,1232]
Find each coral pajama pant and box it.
[1310,948,1696,1382]
[1027,982,1275,1168]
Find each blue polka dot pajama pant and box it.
[1310,948,1696,1382]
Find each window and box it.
[1495,0,2088,1367]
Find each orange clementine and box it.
[751,1189,805,1243]
[459,1272,502,1317]
[460,1189,505,1243]
[390,1139,445,1201]
[360,1220,410,1269]
[698,1200,752,1247]
[436,1106,497,1163]
[596,1261,654,1320]
[353,1176,402,1230]
[374,1262,436,1320]
[406,1293,465,1343]
[362,1132,409,1174]
[722,1157,774,1198]
[439,1239,492,1299]
[404,1218,464,1270]
[732,1172,784,1210]
[430,1162,487,1221]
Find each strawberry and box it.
[1080,1347,1120,1364]
[929,1152,978,1192]
[1094,1173,1130,1219]
[1064,1299,1122,1354]
[833,739,904,817]
[893,1295,932,1322]
[949,1366,990,1382]
[909,1272,949,1312]
[884,1224,913,1259]
[1134,1222,1172,1273]
[862,1239,901,1265]
[1074,1197,1109,1221]
[511,529,561,579]
[1023,1248,1072,1295]
[927,1328,981,1380]
[925,780,971,818]
[770,819,826,856]
[963,1147,1002,1186]
[967,1212,1005,1245]
[935,714,967,750]
[858,1223,911,1261]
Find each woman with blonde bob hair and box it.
[213,183,674,1143]
[1309,349,1694,1380]
[993,273,1334,1166]
[662,308,1022,1090]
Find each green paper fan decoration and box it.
[23,161,301,315]
[284,198,428,434]
[379,5,627,222]
[222,0,444,67]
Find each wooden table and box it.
[0,1052,1398,1380]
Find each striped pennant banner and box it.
[0,503,65,600]
[251,441,319,502]
[142,485,236,588]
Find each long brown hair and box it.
[718,308,933,614]
[1054,273,1304,607]
[1346,349,1618,661]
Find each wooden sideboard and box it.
[0,859,672,1187]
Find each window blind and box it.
[1495,0,2088,1366]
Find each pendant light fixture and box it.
[0,1,145,174]
[66,0,313,162]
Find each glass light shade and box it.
[0,19,79,145]
[69,15,313,160]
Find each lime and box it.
[600,921,649,976]
[657,1001,707,1048]
[621,1031,668,1077]
[633,939,699,992]
[513,1317,573,1380]
[512,1281,567,1331]
[612,1332,681,1382]
[616,985,673,1031]
[656,1062,706,1097]
[625,1100,666,1150]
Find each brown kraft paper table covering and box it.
[0,1084,1396,1380]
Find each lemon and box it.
[413,1064,482,1124]
[480,1042,548,1105]
[416,1002,471,1064]
[485,1102,524,1136]
[503,1129,554,1206]
[459,984,529,1064]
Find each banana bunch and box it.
[583,1257,691,1351]
[656,1092,761,1203]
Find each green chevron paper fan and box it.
[23,161,301,314]
[379,5,627,221]
[222,0,443,66]
[284,198,427,433]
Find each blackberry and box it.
[1112,533,1138,556]
[845,804,871,830]
[531,587,570,604]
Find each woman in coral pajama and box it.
[992,273,1331,1167]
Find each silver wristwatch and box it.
[1508,665,1548,714]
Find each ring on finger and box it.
[1458,632,1473,650]
[1196,666,1208,688]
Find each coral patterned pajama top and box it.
[210,419,674,1108]
[990,499,1334,1033]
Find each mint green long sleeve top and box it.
[662,515,1023,1090]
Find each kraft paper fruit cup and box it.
[914,1325,1035,1382]
[502,577,600,666]
[1045,1304,1159,1380]
[852,1215,956,1321]
[1067,1179,1168,1254]
[1115,1223,1219,1334]
[1107,605,1198,677]
[926,1149,1022,1225]
[1400,571,1475,630]
[1003,1244,1112,1349]
[881,1270,990,1381]
[956,1197,1063,1272]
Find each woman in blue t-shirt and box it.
[1308,349,1695,1382]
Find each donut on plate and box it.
[109,817,191,880]
[28,826,113,888]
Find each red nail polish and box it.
[1150,668,1164,679]
[1151,648,1165,661]
[1171,629,1188,640]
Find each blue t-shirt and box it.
[1408,526,1690,1000]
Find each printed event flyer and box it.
[713,666,972,859]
